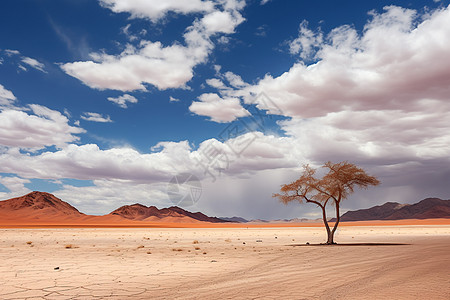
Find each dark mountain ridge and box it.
[110,203,227,223]
[335,198,450,221]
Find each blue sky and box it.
[0,0,449,219]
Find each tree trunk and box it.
[320,205,333,244]
[329,203,340,244]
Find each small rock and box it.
[54,267,59,270]
[243,242,246,245]
[306,242,310,245]
[256,240,262,242]
[210,260,217,262]
[275,237,278,239]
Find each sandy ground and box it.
[0,226,449,299]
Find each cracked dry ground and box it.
[0,227,449,299]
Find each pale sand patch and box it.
[0,226,449,299]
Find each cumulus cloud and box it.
[0,132,298,183]
[81,112,113,123]
[0,129,304,216]
[189,93,249,122]
[99,0,215,22]
[0,85,84,150]
[62,41,205,91]
[201,10,243,34]
[61,0,246,91]
[0,104,85,150]
[248,5,450,118]
[107,94,138,108]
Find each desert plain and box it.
[0,222,449,300]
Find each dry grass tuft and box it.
[137,245,144,249]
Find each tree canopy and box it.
[274,161,380,244]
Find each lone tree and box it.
[273,161,380,244]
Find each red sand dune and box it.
[1,191,450,228]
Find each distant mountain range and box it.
[0,191,227,225]
[333,198,450,222]
[0,192,448,225]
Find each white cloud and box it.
[169,96,180,102]
[2,50,47,73]
[0,86,84,150]
[0,131,298,183]
[0,131,305,216]
[223,71,248,88]
[289,20,323,59]
[4,49,20,56]
[0,176,31,200]
[0,84,16,107]
[0,141,192,182]
[21,57,46,73]
[201,11,243,34]
[260,0,271,5]
[248,5,450,118]
[99,0,215,23]
[61,0,246,91]
[121,24,138,41]
[206,78,228,89]
[0,105,85,150]
[107,94,138,108]
[279,109,450,165]
[189,93,249,122]
[81,112,113,123]
[61,39,207,91]
[217,36,230,45]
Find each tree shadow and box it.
[288,243,410,246]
